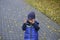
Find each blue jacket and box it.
[22,20,40,40]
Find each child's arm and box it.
[22,19,27,31]
[22,23,26,31]
[33,21,40,31]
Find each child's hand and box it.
[28,19,35,24]
[31,19,35,24]
[24,19,27,23]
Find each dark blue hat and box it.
[28,12,35,20]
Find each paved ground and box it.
[0,0,60,40]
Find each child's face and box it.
[28,19,35,24]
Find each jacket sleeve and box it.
[33,21,40,31]
[22,23,26,31]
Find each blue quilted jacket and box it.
[22,21,40,40]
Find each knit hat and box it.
[28,12,35,20]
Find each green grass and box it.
[25,0,60,25]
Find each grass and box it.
[25,0,60,25]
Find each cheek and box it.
[29,21,32,23]
[30,21,32,22]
